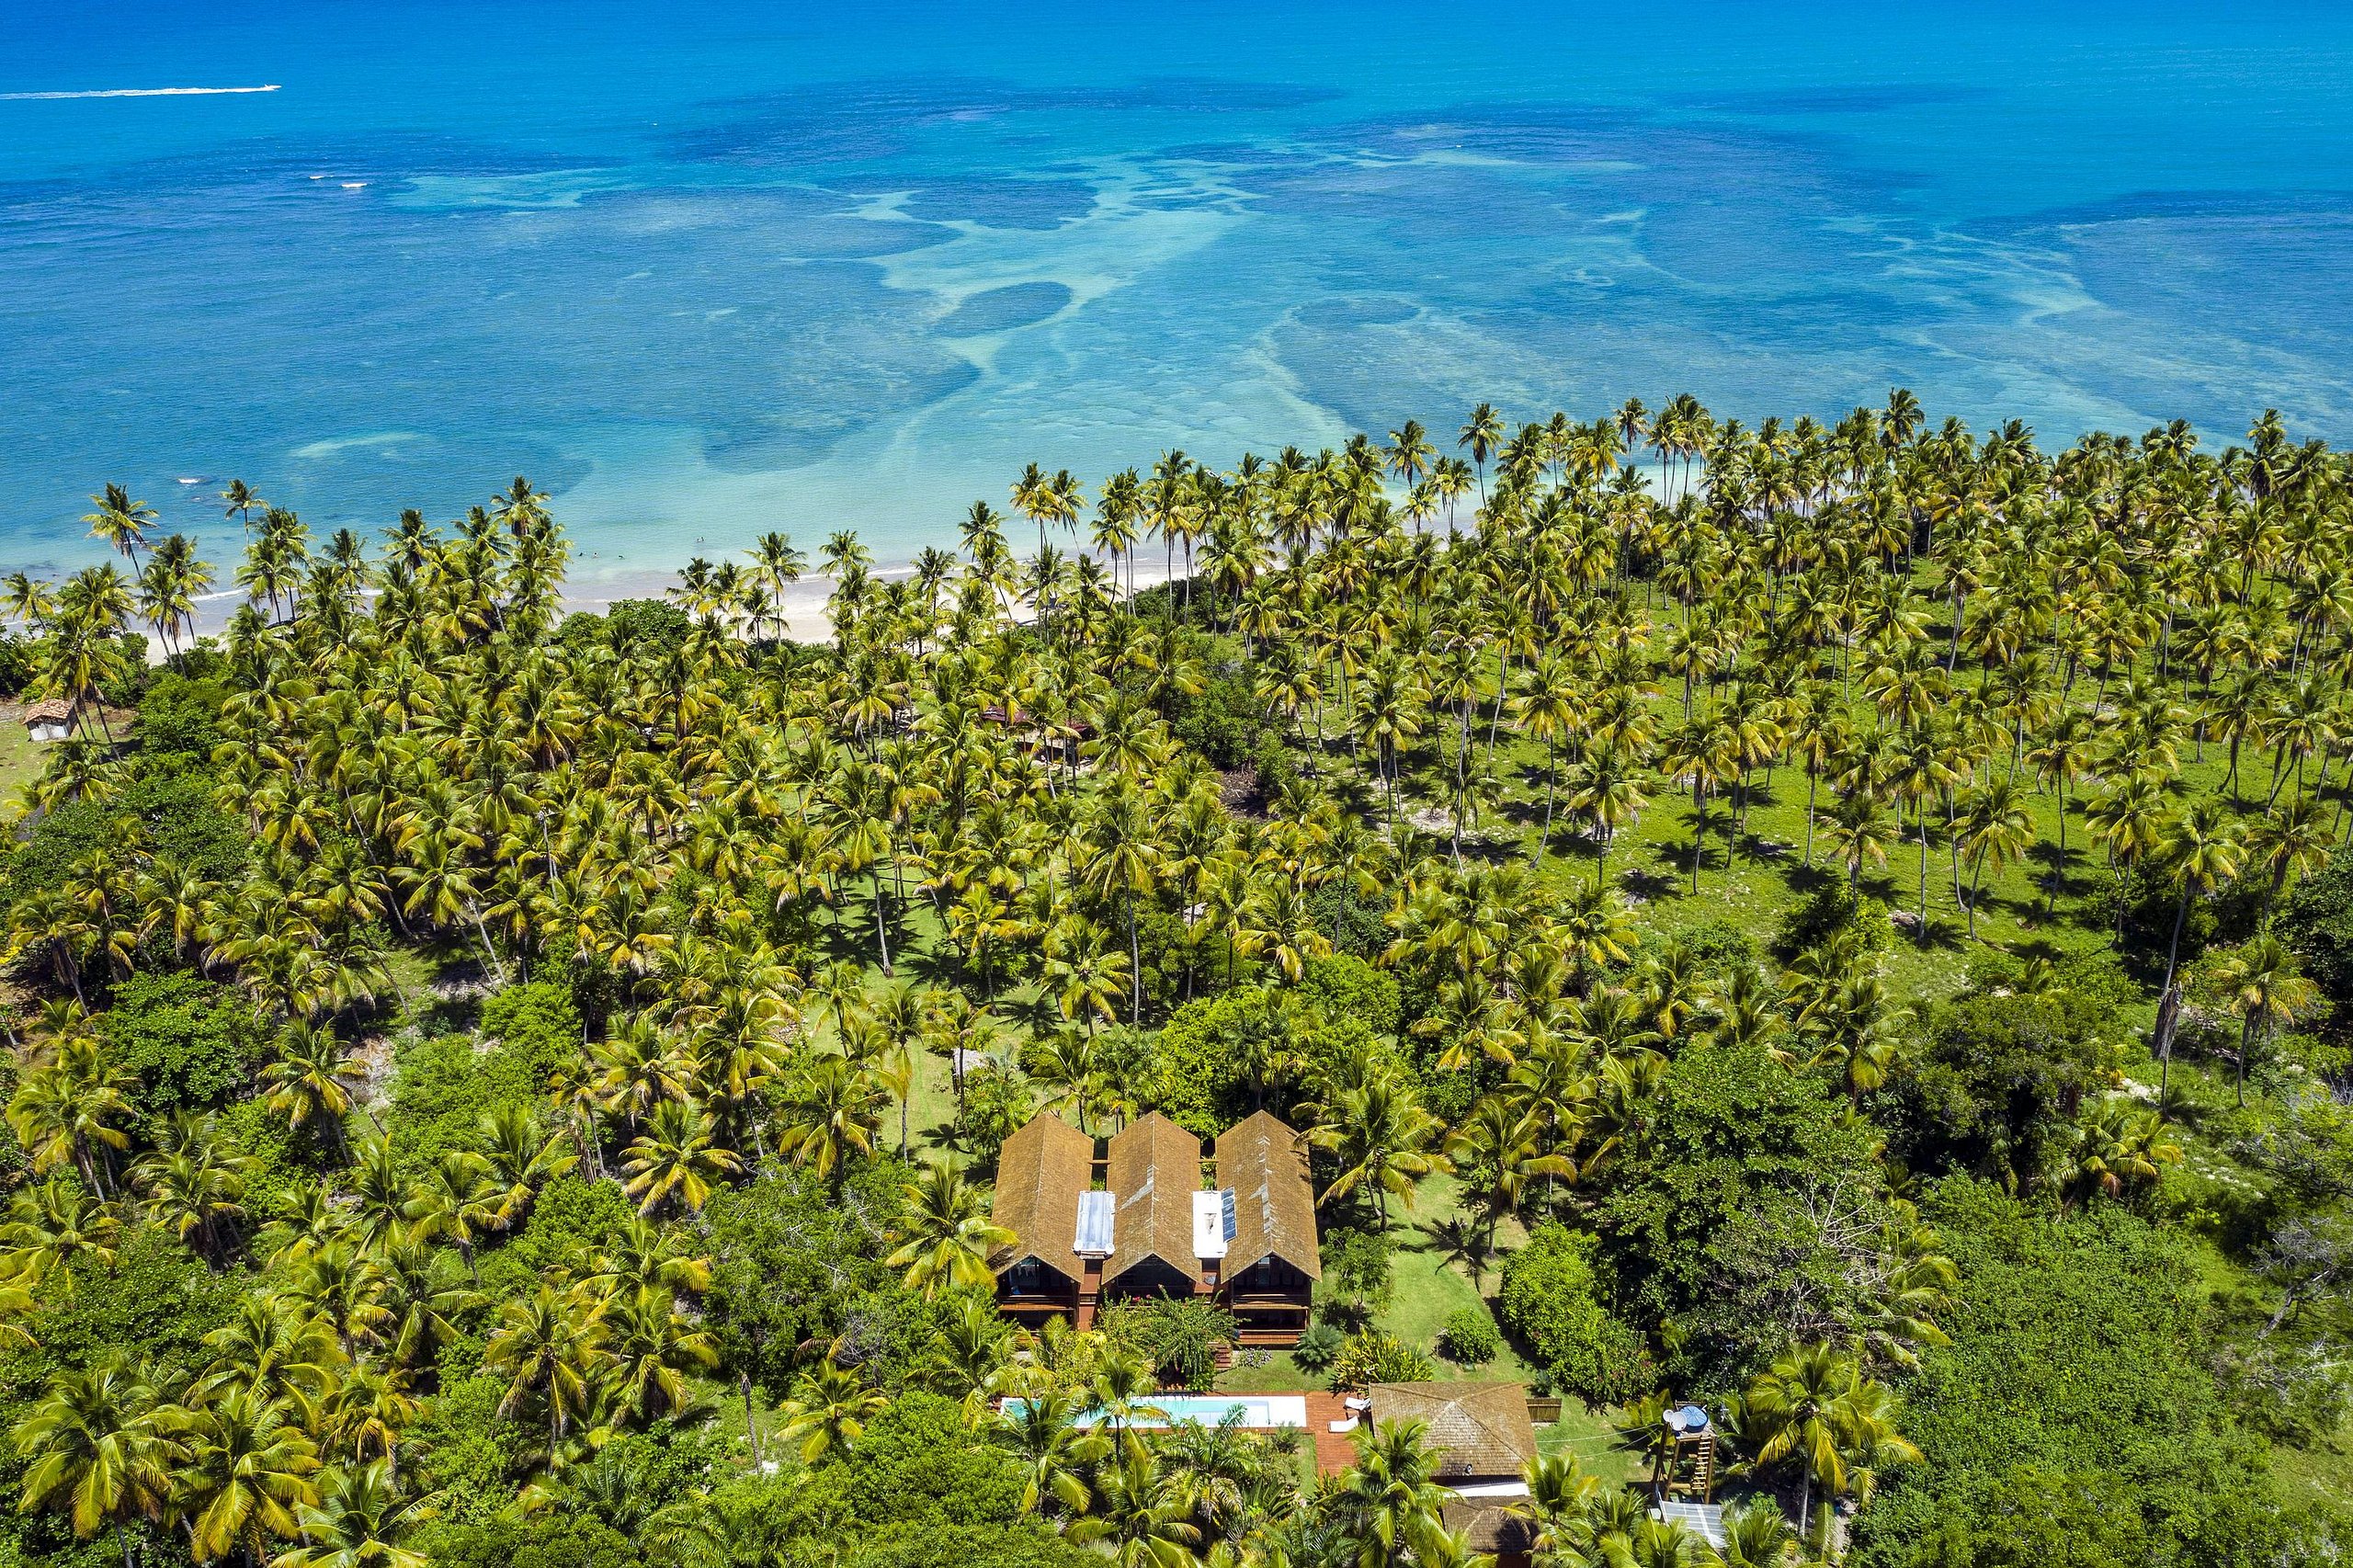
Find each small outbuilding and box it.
[1366,1381,1539,1488]
[21,698,72,744]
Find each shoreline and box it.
[153,548,1198,658]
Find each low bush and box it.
[1496,1223,1654,1404]
[1438,1306,1500,1366]
[1326,1330,1434,1392]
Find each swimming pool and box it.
[1010,1395,1308,1429]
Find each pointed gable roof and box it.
[1105,1112,1202,1287]
[990,1113,1093,1282]
[1213,1109,1321,1279]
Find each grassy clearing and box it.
[1340,681,2317,1013]
[0,722,46,810]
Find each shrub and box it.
[1496,1223,1654,1405]
[1438,1306,1500,1366]
[2280,846,2353,1012]
[2,773,245,916]
[1292,1318,1347,1371]
[1597,1042,1883,1384]
[1304,883,1391,960]
[1100,1296,1234,1391]
[1326,1330,1434,1392]
[385,1028,547,1170]
[1852,1177,2331,1568]
[0,628,31,697]
[1300,952,1400,1035]
[1316,1227,1393,1327]
[560,598,691,660]
[100,971,269,1117]
[1152,988,1282,1135]
[480,982,583,1085]
[1171,670,1263,767]
[135,670,230,765]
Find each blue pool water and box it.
[5,2,2353,580]
[1011,1394,1308,1428]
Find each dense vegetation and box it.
[0,396,2348,1567]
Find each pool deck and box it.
[1305,1392,1358,1474]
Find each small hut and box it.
[21,698,72,744]
[1366,1381,1539,1488]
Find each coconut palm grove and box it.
[3,396,2353,1568]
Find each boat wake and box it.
[0,85,280,101]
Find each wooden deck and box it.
[1305,1392,1359,1475]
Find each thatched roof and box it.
[991,1113,1093,1282]
[20,698,70,725]
[1106,1112,1202,1287]
[1214,1109,1321,1280]
[1442,1502,1538,1556]
[1369,1382,1538,1479]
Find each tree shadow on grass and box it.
[1618,865,1683,907]
[1422,1211,1493,1287]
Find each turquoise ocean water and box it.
[4,1,2352,581]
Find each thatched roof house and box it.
[990,1112,1093,1284]
[1368,1381,1539,1481]
[1214,1109,1322,1282]
[1105,1113,1202,1294]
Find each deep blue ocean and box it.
[5,1,2352,581]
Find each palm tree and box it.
[2248,795,2330,920]
[1080,782,1159,1025]
[1444,1096,1573,1254]
[773,1054,888,1186]
[997,1384,1109,1517]
[604,1286,719,1420]
[778,1357,887,1461]
[1955,777,2035,935]
[619,1100,742,1216]
[1718,1497,1798,1568]
[1067,1443,1202,1568]
[0,1175,121,1289]
[260,1022,367,1152]
[1332,1419,1452,1568]
[14,1355,172,1568]
[1819,790,1897,895]
[172,1387,324,1565]
[1310,1076,1450,1231]
[483,1284,609,1462]
[2068,1097,2183,1201]
[1459,404,1505,505]
[1742,1342,1864,1542]
[2152,798,2244,1097]
[82,483,155,568]
[887,1161,1016,1298]
[273,1460,433,1568]
[2213,935,2319,1105]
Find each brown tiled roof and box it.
[1369,1382,1538,1479]
[1442,1502,1538,1556]
[20,699,71,724]
[991,1113,1093,1283]
[1106,1112,1202,1288]
[1214,1109,1321,1280]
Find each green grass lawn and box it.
[0,722,46,811]
[1374,1173,1540,1383]
[1348,674,2302,1011]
